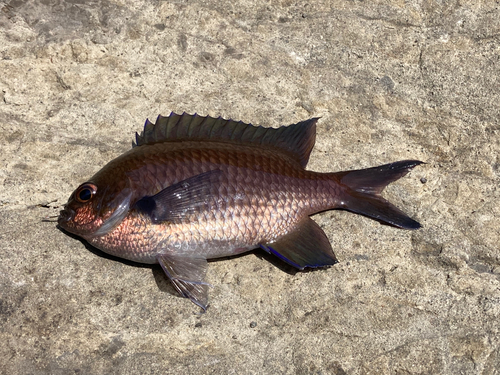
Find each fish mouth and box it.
[57,207,74,227]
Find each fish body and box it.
[58,113,422,310]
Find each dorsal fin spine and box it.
[133,112,318,167]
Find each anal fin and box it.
[157,254,210,311]
[260,218,338,270]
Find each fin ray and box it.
[260,217,338,270]
[133,112,318,167]
[157,254,209,311]
[134,170,223,223]
[335,160,423,229]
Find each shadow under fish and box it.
[58,112,423,311]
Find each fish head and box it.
[58,181,103,237]
[58,178,132,239]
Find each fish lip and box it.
[57,207,74,226]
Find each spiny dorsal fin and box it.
[133,112,318,167]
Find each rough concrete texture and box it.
[1,0,499,373]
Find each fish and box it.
[58,112,423,311]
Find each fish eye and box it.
[76,184,97,203]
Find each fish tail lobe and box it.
[333,160,424,229]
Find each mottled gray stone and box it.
[1,0,499,374]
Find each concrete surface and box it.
[1,0,499,374]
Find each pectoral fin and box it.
[260,218,338,270]
[135,169,223,223]
[157,254,210,311]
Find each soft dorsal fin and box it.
[133,112,318,167]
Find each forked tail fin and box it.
[334,160,423,229]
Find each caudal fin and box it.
[334,160,423,229]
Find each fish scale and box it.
[59,112,423,311]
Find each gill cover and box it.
[92,188,133,237]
